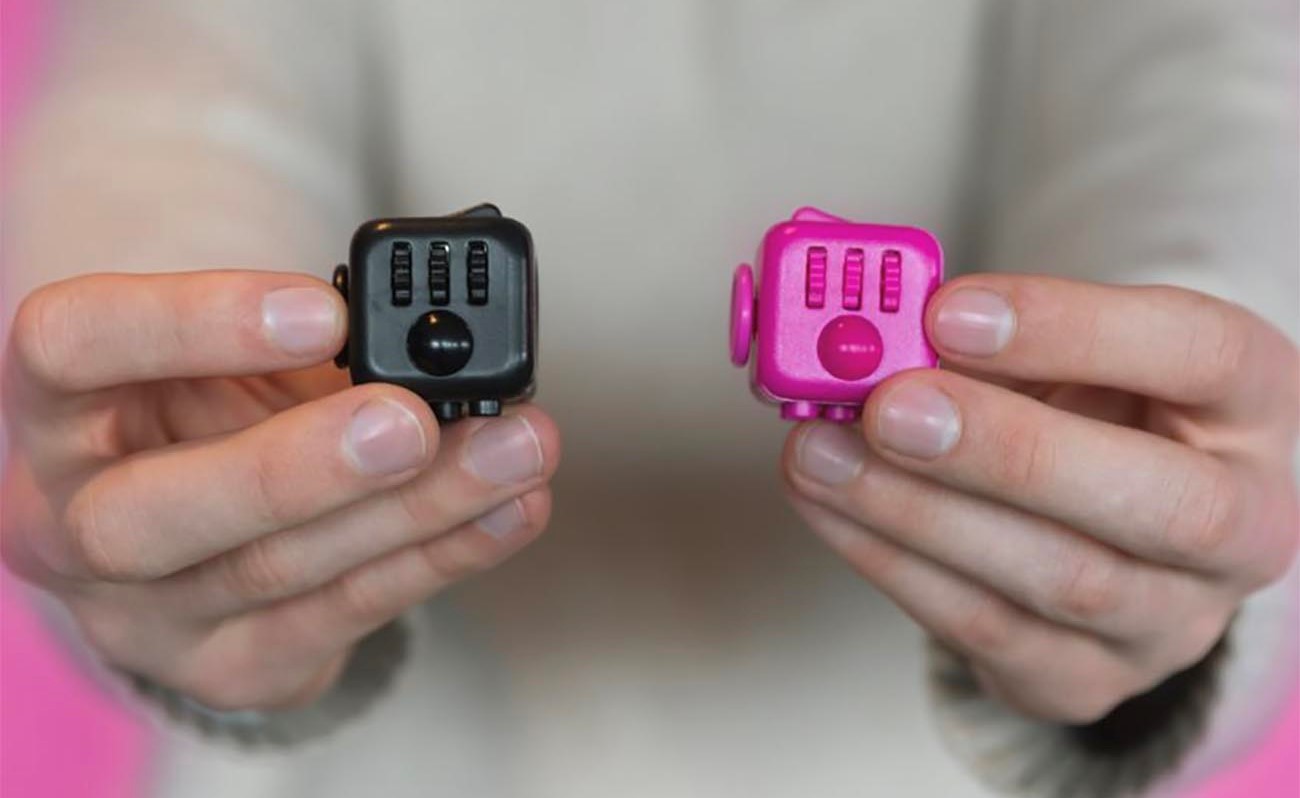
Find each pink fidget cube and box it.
[730,207,943,422]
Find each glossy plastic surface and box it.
[729,207,942,422]
[730,263,755,365]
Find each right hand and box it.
[1,271,560,710]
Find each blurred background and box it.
[1,1,1298,797]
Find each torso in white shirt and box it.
[160,2,1002,796]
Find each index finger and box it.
[6,270,345,398]
[925,274,1298,426]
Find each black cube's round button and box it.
[407,311,473,376]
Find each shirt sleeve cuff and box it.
[124,620,409,747]
[927,629,1228,798]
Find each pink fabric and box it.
[0,2,1295,797]
[1185,700,1300,798]
[2,2,154,797]
[0,575,154,797]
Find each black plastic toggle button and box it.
[429,242,450,305]
[467,241,489,305]
[332,263,350,368]
[407,310,473,376]
[433,401,464,422]
[469,398,501,417]
[454,203,503,219]
[392,242,413,306]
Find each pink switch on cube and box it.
[729,207,943,422]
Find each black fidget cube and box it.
[334,204,537,422]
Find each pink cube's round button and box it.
[818,315,884,380]
[730,264,755,366]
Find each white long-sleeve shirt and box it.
[5,1,1297,797]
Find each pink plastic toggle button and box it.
[843,248,864,310]
[730,263,755,365]
[817,315,884,381]
[880,250,903,313]
[806,247,827,308]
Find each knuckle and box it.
[1057,684,1126,725]
[1051,551,1124,623]
[69,602,135,659]
[952,594,1019,655]
[244,447,297,531]
[992,422,1058,494]
[847,539,904,583]
[173,632,315,712]
[10,286,76,389]
[1051,660,1142,724]
[417,534,490,586]
[330,569,391,621]
[1254,547,1296,588]
[1071,303,1107,368]
[1161,462,1242,562]
[0,522,29,578]
[391,480,456,541]
[1248,484,1300,587]
[851,471,933,540]
[62,489,140,581]
[1158,609,1230,673]
[176,662,265,712]
[0,468,51,581]
[394,483,432,533]
[781,451,804,492]
[1277,346,1300,415]
[808,507,905,581]
[1178,295,1249,403]
[221,538,301,603]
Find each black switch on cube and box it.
[334,204,537,423]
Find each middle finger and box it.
[784,423,1225,649]
[857,370,1272,581]
[167,406,560,616]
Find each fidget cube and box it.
[334,204,537,422]
[729,207,942,422]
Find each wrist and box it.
[929,628,1230,798]
[124,620,407,747]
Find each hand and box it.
[784,274,1299,723]
[1,271,560,710]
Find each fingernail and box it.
[876,384,961,459]
[465,416,543,485]
[933,288,1015,356]
[797,423,867,486]
[344,399,427,476]
[262,287,342,356]
[476,500,527,540]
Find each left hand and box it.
[783,274,1299,723]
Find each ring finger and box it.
[167,406,560,617]
[785,423,1228,656]
[788,497,1145,723]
